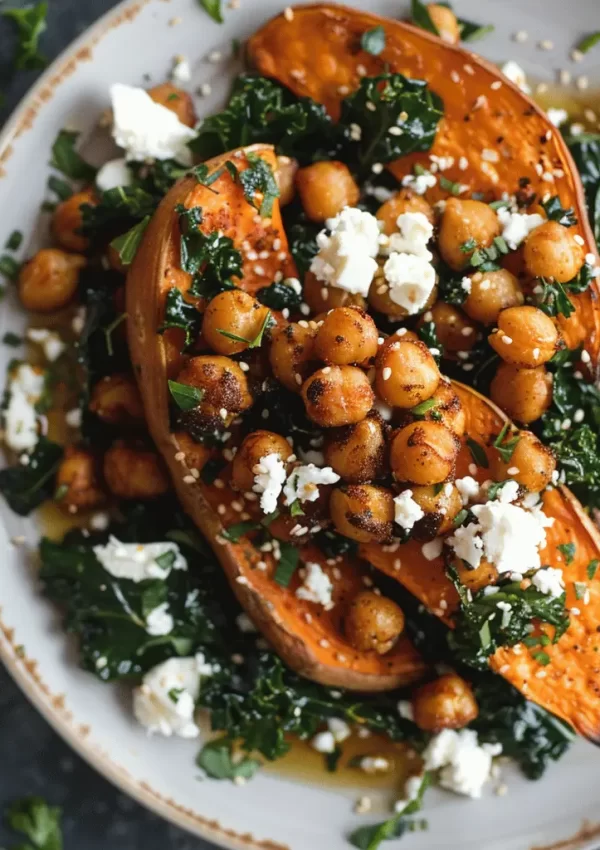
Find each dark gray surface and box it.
[0,2,214,846]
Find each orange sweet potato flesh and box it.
[248,3,600,357]
[364,383,600,740]
[127,144,426,692]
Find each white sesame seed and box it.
[581,349,591,364]
[183,475,196,484]
[463,63,475,75]
[482,148,499,163]
[236,576,250,586]
[450,70,460,84]
[539,39,554,50]
[174,451,185,462]
[208,50,222,62]
[458,156,469,171]
[574,234,585,246]
[284,6,294,20]
[461,327,474,336]
[382,367,392,381]
[576,75,589,91]
[371,163,384,174]
[501,335,513,345]
[507,467,520,475]
[571,49,584,62]
[586,252,596,266]
[490,80,503,90]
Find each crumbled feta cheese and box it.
[496,479,520,504]
[311,731,336,753]
[422,537,444,561]
[89,511,110,531]
[383,252,436,315]
[65,408,82,429]
[3,364,45,453]
[283,464,340,505]
[295,562,334,608]
[423,729,501,798]
[310,207,381,297]
[397,699,414,721]
[93,536,187,582]
[394,774,425,812]
[360,756,391,774]
[26,328,66,362]
[501,61,530,93]
[387,212,433,259]
[328,717,351,742]
[455,476,480,505]
[252,453,287,514]
[394,490,425,531]
[110,83,196,164]
[172,55,192,84]
[284,277,302,295]
[401,170,437,195]
[145,602,174,636]
[531,566,565,597]
[496,207,545,250]
[95,157,133,192]
[547,107,568,128]
[461,276,472,294]
[133,654,211,738]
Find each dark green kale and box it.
[109,215,150,266]
[3,796,63,850]
[314,529,359,560]
[80,185,156,243]
[0,437,63,516]
[534,264,594,319]
[49,129,96,182]
[540,195,577,227]
[237,153,280,217]
[197,738,261,780]
[283,215,320,280]
[158,288,202,349]
[257,280,302,311]
[566,132,600,243]
[348,775,428,850]
[417,321,442,365]
[176,205,243,300]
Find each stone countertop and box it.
[0,2,213,847]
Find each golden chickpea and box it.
[368,267,438,320]
[52,189,96,253]
[303,270,366,314]
[89,373,144,426]
[420,302,478,353]
[314,306,379,366]
[269,322,317,392]
[56,447,105,512]
[409,482,463,540]
[427,3,461,43]
[231,430,292,493]
[412,673,478,732]
[302,365,374,427]
[390,421,459,485]
[176,355,253,419]
[325,410,387,483]
[453,557,498,592]
[295,160,360,223]
[490,363,553,424]
[18,249,85,313]
[489,306,558,367]
[463,269,524,325]
[103,441,170,499]
[438,198,501,271]
[523,220,584,283]
[202,290,270,356]
[490,430,556,492]
[276,155,299,207]
[345,591,405,654]
[376,189,434,234]
[330,484,395,543]
[148,82,196,127]
[428,380,466,437]
[375,335,440,408]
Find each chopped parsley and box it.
[109,216,151,266]
[217,310,273,348]
[168,380,204,411]
[273,541,300,587]
[198,0,223,24]
[576,31,600,54]
[158,288,202,349]
[49,129,97,181]
[557,542,576,565]
[540,195,577,227]
[197,737,261,780]
[3,796,63,850]
[493,423,521,463]
[466,437,489,468]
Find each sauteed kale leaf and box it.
[567,132,600,244]
[0,436,63,515]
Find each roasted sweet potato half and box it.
[127,144,426,692]
[248,2,600,357]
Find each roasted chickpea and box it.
[52,189,96,253]
[427,380,466,437]
[56,447,105,512]
[420,302,478,353]
[295,161,360,223]
[303,270,366,314]
[330,484,395,543]
[438,198,501,271]
[18,249,85,313]
[489,306,558,367]
[302,365,374,427]
[376,189,435,234]
[368,267,438,320]
[269,322,318,392]
[176,355,253,420]
[345,591,405,654]
[490,430,556,492]
[231,430,292,493]
[202,290,270,356]
[148,82,196,127]
[375,334,440,408]
[390,421,459,485]
[463,269,524,325]
[89,373,144,425]
[103,441,170,499]
[490,363,553,424]
[325,410,387,483]
[453,557,498,592]
[314,306,379,366]
[276,155,299,207]
[412,673,478,732]
[427,3,461,43]
[523,220,584,283]
[409,482,463,540]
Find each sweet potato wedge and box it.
[363,382,600,740]
[127,144,426,691]
[248,3,600,357]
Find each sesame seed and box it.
[571,49,584,62]
[490,80,503,90]
[571,607,581,615]
[366,101,376,112]
[261,409,269,419]
[199,83,212,97]
[462,363,474,371]
[514,30,529,42]
[214,478,225,489]
[183,475,196,484]
[461,327,474,336]
[450,70,460,83]
[574,234,585,246]
[536,83,548,94]
[501,335,513,345]
[337,84,350,96]
[586,252,596,266]
[562,418,572,430]
[190,468,200,480]
[581,349,591,363]
[371,162,384,174]
[532,347,540,360]
[388,126,403,136]
[319,638,330,648]
[463,63,475,75]
[354,796,372,814]
[584,109,597,123]
[574,409,585,423]
[382,367,392,381]
[458,156,469,170]
[174,451,185,462]
[507,467,520,475]
[284,6,294,20]
[356,63,367,77]
[539,39,554,50]
[254,264,265,276]
[576,75,589,91]
[236,576,249,586]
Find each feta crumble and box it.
[394,490,425,531]
[531,566,565,597]
[93,536,187,582]
[328,717,351,742]
[295,562,334,608]
[26,328,66,362]
[3,364,45,453]
[172,55,192,84]
[387,212,434,259]
[383,252,436,315]
[401,170,437,195]
[423,729,502,798]
[501,61,530,94]
[422,537,444,561]
[252,453,287,514]
[310,207,381,297]
[145,602,174,636]
[133,654,211,738]
[496,207,545,250]
[547,107,568,128]
[461,276,472,294]
[95,157,133,192]
[311,730,336,753]
[397,699,414,721]
[455,476,480,505]
[283,464,340,505]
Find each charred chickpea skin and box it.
[231,430,292,493]
[303,270,366,314]
[438,198,501,271]
[18,249,86,313]
[491,362,553,424]
[418,302,478,353]
[523,220,584,283]
[427,3,461,43]
[490,430,556,492]
[453,556,498,593]
[89,373,145,426]
[314,306,379,366]
[103,441,170,500]
[176,355,253,420]
[202,290,271,356]
[325,410,387,483]
[52,188,96,253]
[148,82,196,127]
[56,447,106,512]
[412,673,479,732]
[390,421,460,485]
[295,160,360,223]
[302,365,374,428]
[269,322,318,392]
[409,482,463,540]
[489,305,559,367]
[376,190,435,233]
[276,155,299,207]
[463,268,524,326]
[375,334,440,408]
[345,591,405,655]
[330,484,395,543]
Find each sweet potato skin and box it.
[248,3,600,358]
[127,144,426,691]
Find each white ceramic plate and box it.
[1,2,600,848]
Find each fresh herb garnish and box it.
[2,1,48,70]
[493,423,521,463]
[469,237,510,272]
[168,380,204,411]
[487,480,513,501]
[5,230,23,251]
[49,129,97,181]
[222,520,261,543]
[197,737,261,780]
[458,18,495,42]
[531,650,551,666]
[238,153,280,217]
[257,279,302,311]
[0,254,20,281]
[417,321,442,364]
[47,175,73,202]
[4,796,63,850]
[576,31,600,54]
[565,132,600,243]
[361,25,386,56]
[466,437,489,468]
[349,774,428,850]
[0,438,63,516]
[177,205,243,300]
[573,581,587,600]
[273,541,300,587]
[158,288,202,349]
[411,398,438,416]
[557,542,576,565]
[109,216,151,266]
[439,175,463,196]
[199,0,223,24]
[409,0,439,35]
[217,310,273,349]
[540,195,577,227]
[3,332,22,347]
[535,264,594,319]
[587,559,599,580]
